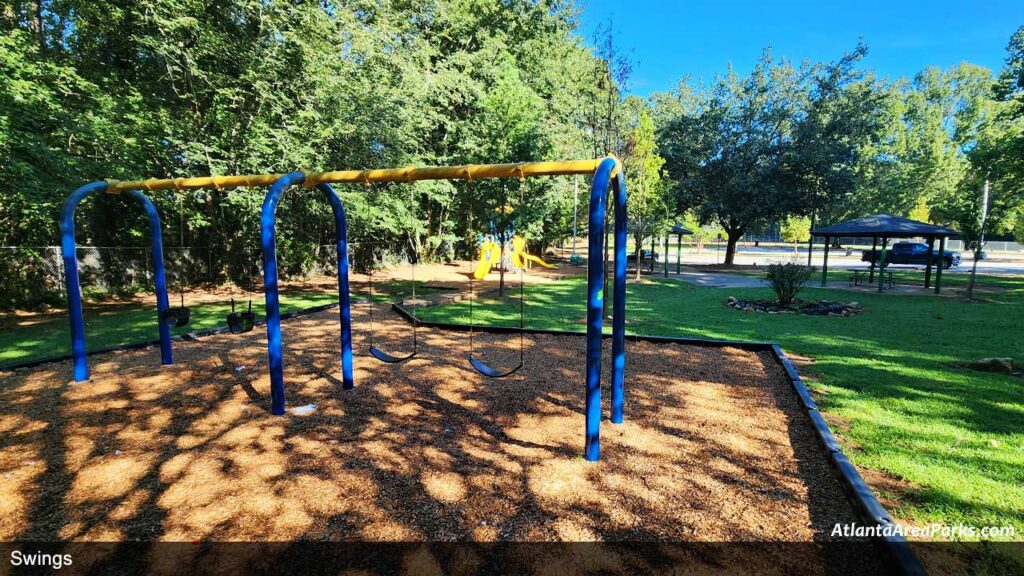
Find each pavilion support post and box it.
[650,236,656,273]
[821,237,830,287]
[676,233,682,274]
[935,237,946,295]
[663,236,669,278]
[868,237,877,283]
[924,237,935,289]
[877,237,888,293]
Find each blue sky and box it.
[577,0,1024,96]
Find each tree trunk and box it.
[966,247,981,301]
[634,234,643,280]
[30,1,45,52]
[724,228,744,265]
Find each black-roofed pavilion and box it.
[663,224,693,276]
[810,213,961,293]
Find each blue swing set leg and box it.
[584,157,628,462]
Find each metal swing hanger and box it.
[367,172,419,364]
[467,170,526,379]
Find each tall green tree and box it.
[657,49,807,264]
[780,216,811,250]
[622,108,668,279]
[781,44,890,225]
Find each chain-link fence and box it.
[0,246,225,310]
[0,243,403,310]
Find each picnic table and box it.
[850,269,893,289]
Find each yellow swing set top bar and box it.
[105,156,621,194]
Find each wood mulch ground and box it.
[0,306,883,574]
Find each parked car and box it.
[861,242,960,268]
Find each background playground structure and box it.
[473,234,555,280]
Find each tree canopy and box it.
[653,32,1024,263]
[2,3,1023,307]
[0,0,614,279]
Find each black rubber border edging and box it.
[5,300,927,575]
[396,304,927,576]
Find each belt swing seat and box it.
[366,174,419,364]
[366,258,419,364]
[466,171,526,378]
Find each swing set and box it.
[58,156,628,461]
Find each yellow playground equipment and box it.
[473,235,554,280]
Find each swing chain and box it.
[408,177,418,351]
[466,174,526,378]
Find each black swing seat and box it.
[369,346,416,364]
[163,292,191,328]
[162,307,190,328]
[469,355,523,378]
[227,312,255,334]
[226,298,255,334]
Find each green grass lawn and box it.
[417,273,1024,536]
[0,279,441,368]
[0,291,338,367]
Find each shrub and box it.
[764,262,815,306]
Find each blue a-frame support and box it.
[260,174,354,415]
[584,157,628,461]
[60,182,172,381]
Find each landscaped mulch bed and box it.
[727,297,864,316]
[0,307,882,574]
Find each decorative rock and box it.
[965,358,1015,374]
[725,298,863,317]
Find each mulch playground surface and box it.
[0,307,884,574]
